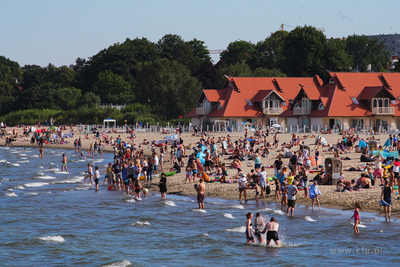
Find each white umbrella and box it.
[272,124,281,128]
[31,126,37,132]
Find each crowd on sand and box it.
[1,123,399,223]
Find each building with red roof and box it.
[187,72,400,132]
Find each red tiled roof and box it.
[203,89,225,102]
[359,86,384,100]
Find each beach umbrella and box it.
[272,124,281,128]
[31,126,37,132]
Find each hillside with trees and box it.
[0,26,393,125]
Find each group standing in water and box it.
[246,212,280,247]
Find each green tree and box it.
[250,30,288,70]
[137,58,202,118]
[324,38,353,73]
[283,25,327,77]
[219,40,256,66]
[93,70,134,104]
[346,35,390,72]
[79,92,101,108]
[55,87,82,110]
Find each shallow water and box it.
[0,147,398,266]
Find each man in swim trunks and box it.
[262,217,280,246]
[61,154,68,172]
[196,178,206,209]
[286,181,298,216]
[373,154,384,186]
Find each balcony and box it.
[372,107,395,115]
[196,107,212,115]
[263,107,283,115]
[293,107,312,115]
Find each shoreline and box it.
[1,127,399,218]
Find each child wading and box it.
[348,202,361,234]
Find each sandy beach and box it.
[2,126,399,217]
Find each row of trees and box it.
[0,25,396,125]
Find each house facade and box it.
[186,72,400,132]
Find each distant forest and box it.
[0,25,397,125]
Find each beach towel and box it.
[358,140,367,149]
[309,184,322,199]
[372,150,399,159]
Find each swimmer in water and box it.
[348,202,361,234]
[261,217,280,247]
[84,164,94,186]
[246,212,255,243]
[61,154,68,172]
[254,212,265,244]
[39,146,44,159]
[94,166,100,191]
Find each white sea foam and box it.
[165,201,176,207]
[37,175,56,180]
[0,159,8,163]
[17,160,29,163]
[351,222,367,228]
[26,192,38,195]
[19,157,28,160]
[304,216,316,222]
[225,226,246,233]
[257,207,272,212]
[125,198,136,203]
[31,155,39,158]
[103,260,132,267]
[38,235,65,243]
[6,192,18,197]
[132,221,151,226]
[273,210,284,215]
[54,171,70,174]
[58,176,83,184]
[24,182,49,187]
[19,153,27,156]
[192,209,207,213]
[229,205,244,209]
[9,163,20,167]
[224,213,235,219]
[15,185,24,190]
[203,233,209,237]
[39,166,44,169]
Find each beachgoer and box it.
[258,166,267,198]
[373,154,384,186]
[94,166,100,191]
[280,181,288,211]
[134,178,142,200]
[159,173,167,199]
[309,180,321,211]
[286,181,298,216]
[39,146,44,159]
[238,172,248,203]
[245,212,255,243]
[196,178,205,209]
[254,212,265,244]
[254,178,260,205]
[61,154,68,172]
[348,202,361,234]
[83,164,93,185]
[381,180,392,222]
[261,217,280,247]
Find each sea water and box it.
[0,146,398,266]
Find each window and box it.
[245,99,252,106]
[217,103,223,110]
[329,78,334,83]
[391,100,397,105]
[350,97,359,105]
[318,102,325,110]
[281,101,287,106]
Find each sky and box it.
[1,0,399,67]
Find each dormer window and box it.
[329,78,334,83]
[318,102,325,110]
[245,99,252,106]
[217,103,223,110]
[391,100,397,105]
